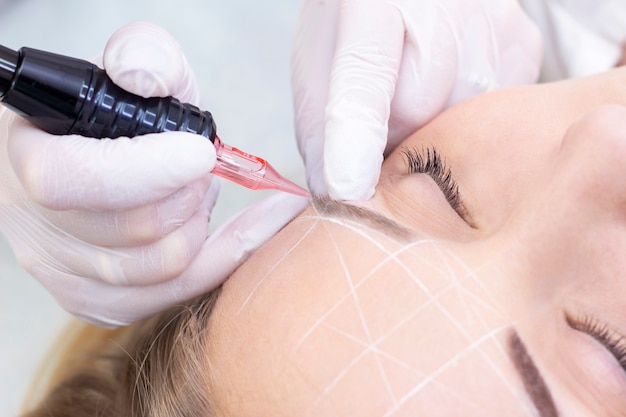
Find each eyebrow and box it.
[311,198,559,414]
[311,196,416,243]
[508,331,559,417]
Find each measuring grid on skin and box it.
[236,218,319,313]
[430,243,536,415]
[312,216,529,414]
[236,208,532,415]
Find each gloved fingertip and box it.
[260,192,311,218]
[307,173,329,197]
[133,131,217,190]
[324,123,384,201]
[153,130,216,163]
[237,193,310,234]
[327,179,376,201]
[103,22,186,98]
[208,193,309,259]
[304,155,328,197]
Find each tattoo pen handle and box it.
[0,44,217,141]
[0,44,310,197]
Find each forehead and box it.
[205,70,626,415]
[206,204,530,416]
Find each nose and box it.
[503,105,626,282]
[493,106,626,417]
[557,104,626,221]
[516,104,626,291]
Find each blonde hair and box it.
[21,288,221,417]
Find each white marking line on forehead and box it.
[293,228,435,350]
[381,326,512,417]
[302,203,530,413]
[432,244,535,414]
[236,217,319,313]
[310,282,479,406]
[316,211,398,404]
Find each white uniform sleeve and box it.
[518,0,626,81]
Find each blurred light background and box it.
[0,1,304,415]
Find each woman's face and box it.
[206,68,626,416]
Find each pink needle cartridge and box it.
[0,44,310,198]
[212,136,310,197]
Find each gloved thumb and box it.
[181,193,310,288]
[63,193,310,326]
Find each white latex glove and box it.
[0,22,309,327]
[518,0,626,81]
[292,0,543,200]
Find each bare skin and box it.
[206,67,626,416]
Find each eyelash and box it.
[402,146,471,224]
[567,314,626,371]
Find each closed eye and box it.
[566,313,626,373]
[402,146,476,228]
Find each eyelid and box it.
[566,313,626,373]
[401,146,476,228]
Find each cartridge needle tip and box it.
[260,161,311,197]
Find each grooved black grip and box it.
[0,46,217,142]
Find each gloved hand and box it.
[292,0,543,200]
[0,22,308,327]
